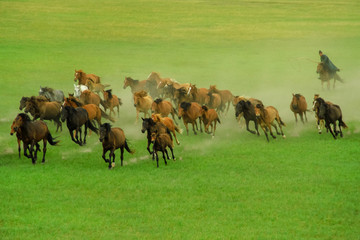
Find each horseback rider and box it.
[319,50,340,77]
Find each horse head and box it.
[254,103,265,118]
[141,117,155,133]
[99,123,111,142]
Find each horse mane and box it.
[135,90,148,97]
[202,105,208,111]
[68,97,83,107]
[154,98,163,104]
[209,85,220,93]
[18,113,31,122]
[180,102,191,112]
[294,93,301,100]
[41,87,54,93]
[152,113,162,122]
[316,97,326,105]
[106,89,113,99]
[101,123,112,133]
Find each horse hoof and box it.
[111,162,115,168]
[283,135,286,139]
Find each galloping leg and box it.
[169,146,176,160]
[120,147,124,166]
[42,140,47,163]
[83,124,88,145]
[191,122,197,135]
[246,119,256,134]
[304,111,308,122]
[161,150,168,166]
[294,113,298,123]
[299,112,304,123]
[164,149,170,160]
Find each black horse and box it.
[317,98,347,139]
[141,117,172,155]
[235,100,260,135]
[60,106,98,145]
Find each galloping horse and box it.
[103,89,122,117]
[10,113,58,164]
[178,102,203,135]
[99,123,134,169]
[151,131,176,168]
[60,106,98,145]
[74,84,88,98]
[74,69,100,85]
[123,77,147,93]
[316,62,343,90]
[39,86,64,103]
[235,100,260,135]
[208,85,234,114]
[290,94,308,123]
[19,96,48,111]
[24,96,62,132]
[133,90,153,123]
[87,81,110,96]
[151,98,178,122]
[200,106,221,137]
[316,97,347,139]
[79,90,107,109]
[141,117,172,154]
[254,104,286,142]
[151,113,182,145]
[187,84,209,105]
[312,94,332,134]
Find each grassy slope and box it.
[0,0,359,239]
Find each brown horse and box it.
[206,92,222,112]
[19,96,48,110]
[312,94,334,134]
[79,90,107,109]
[151,98,177,121]
[254,104,286,142]
[74,69,100,85]
[151,131,175,168]
[99,123,135,169]
[86,81,110,96]
[103,90,122,117]
[187,84,209,105]
[24,96,62,132]
[201,106,221,137]
[316,63,343,90]
[10,113,59,164]
[133,90,153,123]
[209,85,234,113]
[152,113,182,145]
[316,97,347,139]
[123,77,148,93]
[290,94,308,123]
[178,102,203,135]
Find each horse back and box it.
[110,128,126,147]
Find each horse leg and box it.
[268,123,277,139]
[246,119,256,134]
[317,119,322,134]
[184,121,189,135]
[299,112,304,123]
[338,120,343,137]
[169,146,176,160]
[199,117,203,133]
[164,148,170,160]
[213,122,217,137]
[294,113,298,123]
[172,130,180,145]
[161,150,168,166]
[261,125,269,142]
[117,105,120,117]
[42,140,47,163]
[155,151,159,168]
[69,129,78,144]
[191,122,197,135]
[326,122,336,139]
[120,147,124,166]
[29,142,36,164]
[83,124,88,145]
[17,138,21,158]
[271,123,280,135]
[102,148,110,165]
[304,111,308,122]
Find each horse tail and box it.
[334,73,344,83]
[340,120,348,129]
[172,106,178,115]
[279,117,286,126]
[217,117,221,124]
[118,97,123,106]
[100,99,107,110]
[47,132,59,146]
[87,120,99,134]
[100,109,115,122]
[125,139,135,154]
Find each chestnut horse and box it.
[152,98,177,121]
[74,69,100,85]
[141,117,172,154]
[254,104,286,142]
[200,106,221,137]
[79,90,107,109]
[206,92,222,112]
[123,77,147,93]
[103,89,122,117]
[290,94,308,123]
[209,85,234,113]
[24,96,62,132]
[99,123,134,169]
[151,113,182,145]
[19,96,48,111]
[10,113,59,164]
[86,81,110,96]
[187,84,209,105]
[133,90,153,123]
[316,63,343,90]
[178,102,203,135]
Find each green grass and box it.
[1,0,360,239]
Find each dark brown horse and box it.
[99,123,134,169]
[10,113,58,164]
[24,96,62,132]
[151,113,182,145]
[151,131,175,168]
[74,69,101,85]
[290,94,308,123]
[316,97,347,139]
[19,96,48,110]
[61,106,98,145]
[235,100,260,135]
[209,85,234,113]
[141,117,172,155]
[316,62,343,90]
[123,77,148,93]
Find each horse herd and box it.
[10,69,348,168]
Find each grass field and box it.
[1,0,359,239]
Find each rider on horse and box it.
[319,50,340,77]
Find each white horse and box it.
[74,84,88,98]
